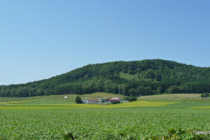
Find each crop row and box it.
[0,105,210,139]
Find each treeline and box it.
[1,59,210,97]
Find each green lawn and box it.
[19,100,75,105]
[138,93,201,100]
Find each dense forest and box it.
[1,59,210,97]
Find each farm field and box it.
[0,92,125,103]
[0,100,175,110]
[138,93,201,100]
[0,95,210,139]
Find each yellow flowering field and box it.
[109,101,175,108]
[0,100,175,110]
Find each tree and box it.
[128,88,135,96]
[138,86,145,95]
[201,93,209,98]
[75,96,82,104]
[157,87,162,94]
[155,75,162,81]
[2,59,210,97]
[124,96,137,102]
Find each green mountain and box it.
[1,59,210,97]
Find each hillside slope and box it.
[1,59,210,97]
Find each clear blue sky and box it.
[0,0,210,85]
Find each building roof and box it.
[108,99,120,101]
[87,99,98,101]
[111,97,120,99]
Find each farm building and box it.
[111,97,121,100]
[99,99,106,102]
[120,100,129,103]
[83,99,99,104]
[82,97,122,104]
[107,99,121,104]
[82,100,87,104]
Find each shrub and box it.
[75,96,82,104]
[124,96,137,102]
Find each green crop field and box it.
[0,97,210,139]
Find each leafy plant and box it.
[75,96,82,104]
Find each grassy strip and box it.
[0,101,176,110]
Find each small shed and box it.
[99,99,106,102]
[82,100,87,104]
[111,97,121,100]
[85,99,99,104]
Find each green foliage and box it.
[1,59,210,97]
[155,75,162,81]
[62,133,74,140]
[124,96,137,102]
[145,128,210,140]
[201,93,210,98]
[75,96,82,104]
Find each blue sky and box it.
[0,0,210,85]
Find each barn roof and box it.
[108,99,120,101]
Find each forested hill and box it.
[1,59,210,97]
